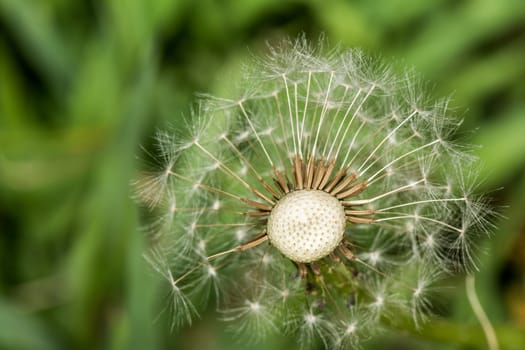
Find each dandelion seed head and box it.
[136,37,497,348]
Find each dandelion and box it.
[135,38,495,348]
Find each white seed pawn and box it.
[267,190,346,263]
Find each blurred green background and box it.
[1,0,524,349]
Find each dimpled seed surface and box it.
[267,190,346,263]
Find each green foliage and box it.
[0,0,524,349]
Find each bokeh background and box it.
[1,0,524,349]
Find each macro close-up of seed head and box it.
[135,39,496,348]
[6,2,525,350]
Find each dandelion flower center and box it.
[267,190,346,263]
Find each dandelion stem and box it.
[466,275,500,350]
